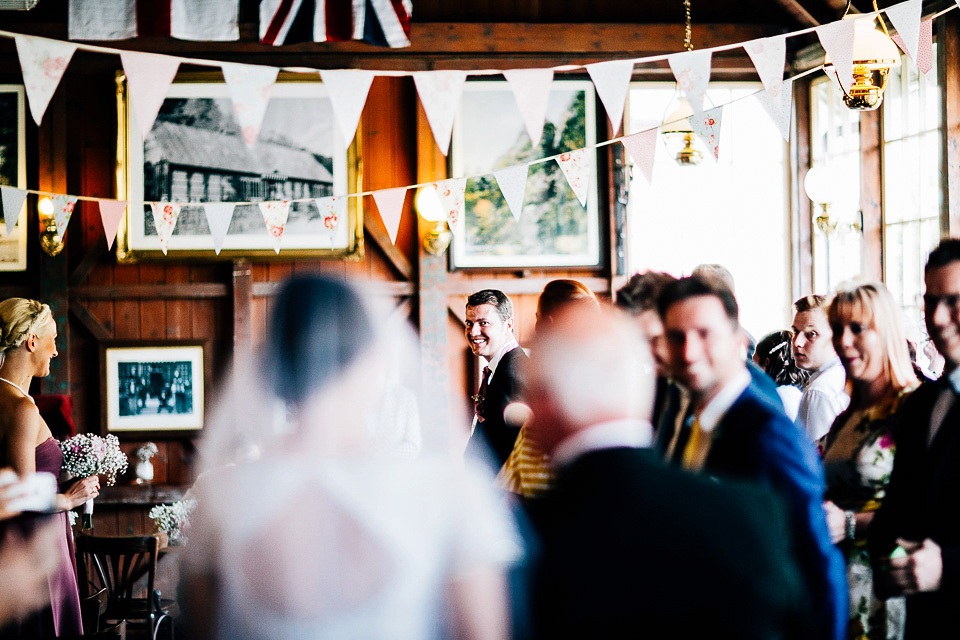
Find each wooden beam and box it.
[69,299,112,341]
[362,215,414,280]
[251,280,415,297]
[68,238,107,287]
[860,108,883,281]
[70,283,229,299]
[444,276,611,296]
[940,12,960,236]
[792,79,814,297]
[771,0,820,27]
[232,259,253,359]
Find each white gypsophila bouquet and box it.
[60,433,128,528]
[149,498,196,545]
[136,442,159,463]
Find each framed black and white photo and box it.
[0,85,27,271]
[450,80,601,269]
[116,73,363,261]
[101,341,208,435]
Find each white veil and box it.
[181,276,521,640]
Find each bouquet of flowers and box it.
[60,433,128,528]
[149,498,196,545]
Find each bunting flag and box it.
[98,200,127,250]
[494,164,529,221]
[149,202,182,255]
[755,78,794,142]
[260,0,411,48]
[413,71,467,156]
[893,18,934,76]
[667,49,712,115]
[316,196,346,237]
[319,70,375,149]
[52,196,78,235]
[259,200,291,253]
[743,34,787,97]
[120,52,181,141]
[556,149,591,207]
[585,59,634,135]
[691,106,724,162]
[203,202,235,255]
[221,62,279,147]
[816,18,857,93]
[68,0,239,41]
[0,187,28,236]
[372,188,406,244]
[14,35,77,126]
[503,68,554,145]
[885,0,922,67]
[620,129,658,184]
[434,178,467,229]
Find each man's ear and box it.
[506,317,515,333]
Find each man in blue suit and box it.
[659,275,847,640]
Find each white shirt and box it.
[796,357,849,442]
[552,419,653,468]
[484,337,520,381]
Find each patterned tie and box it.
[682,416,710,471]
[474,366,492,423]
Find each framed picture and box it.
[450,80,601,269]
[0,85,27,271]
[101,340,208,436]
[116,72,364,261]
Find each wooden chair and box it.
[75,535,174,640]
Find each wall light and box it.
[416,186,452,256]
[37,196,64,257]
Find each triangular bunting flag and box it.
[315,196,346,237]
[493,164,529,221]
[258,200,291,254]
[897,19,934,76]
[52,195,77,235]
[503,68,554,145]
[14,35,77,126]
[434,178,468,229]
[667,49,712,115]
[585,60,634,135]
[413,71,467,156]
[319,70,375,150]
[755,78,794,142]
[0,186,28,236]
[743,35,787,97]
[885,0,922,67]
[120,52,181,141]
[620,129,658,184]
[221,62,279,147]
[372,188,406,244]
[98,200,127,251]
[817,18,858,93]
[690,106,724,163]
[203,202,235,255]
[555,149,592,207]
[149,202,182,255]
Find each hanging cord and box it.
[683,0,694,51]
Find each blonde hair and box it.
[0,298,53,355]
[827,282,917,402]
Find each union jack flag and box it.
[260,0,412,48]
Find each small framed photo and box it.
[0,84,27,271]
[101,340,208,436]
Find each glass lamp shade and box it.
[803,165,837,205]
[661,97,695,134]
[823,16,901,72]
[415,186,445,223]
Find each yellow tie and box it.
[682,416,709,471]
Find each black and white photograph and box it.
[450,80,601,269]
[0,84,27,271]
[102,342,207,434]
[118,75,363,260]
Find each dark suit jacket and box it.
[532,447,805,640]
[467,345,527,469]
[699,380,848,640]
[870,379,960,638]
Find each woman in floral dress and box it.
[820,282,919,640]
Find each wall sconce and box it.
[804,165,862,235]
[37,196,64,257]
[823,8,901,111]
[661,98,703,166]
[416,186,452,256]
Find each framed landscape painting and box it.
[450,80,601,269]
[116,73,363,261]
[0,85,27,271]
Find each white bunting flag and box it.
[493,164,529,221]
[149,202,182,255]
[555,149,592,207]
[121,52,181,140]
[413,71,467,156]
[894,18,934,76]
[434,178,468,229]
[0,186,28,236]
[816,18,858,93]
[743,34,787,97]
[503,68,554,145]
[586,60,634,135]
[667,49,712,115]
[316,196,346,237]
[885,0,922,67]
[14,35,77,125]
[372,188,407,244]
[755,78,794,142]
[691,106,724,163]
[98,200,127,250]
[620,129,658,184]
[203,202,235,255]
[52,195,77,235]
[259,200,291,253]
[319,70,375,149]
[222,62,279,147]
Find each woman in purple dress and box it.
[0,298,100,637]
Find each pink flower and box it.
[878,433,894,449]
